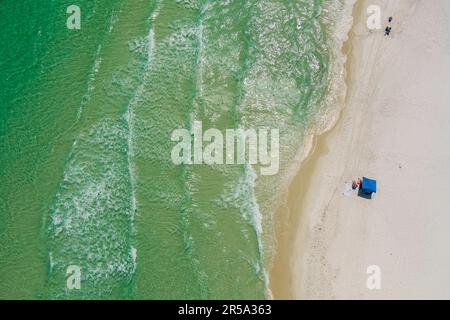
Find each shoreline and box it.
[268,0,361,299]
[270,0,450,299]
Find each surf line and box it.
[171,121,280,176]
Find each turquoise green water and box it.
[0,0,352,299]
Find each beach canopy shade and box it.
[362,177,377,194]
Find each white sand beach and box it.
[270,0,450,299]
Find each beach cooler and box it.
[361,177,377,195]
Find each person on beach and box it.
[385,17,393,36]
[352,178,362,190]
[385,26,392,36]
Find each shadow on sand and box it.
[358,188,373,200]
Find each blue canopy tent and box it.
[361,177,377,194]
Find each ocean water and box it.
[0,0,354,299]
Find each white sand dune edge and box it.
[292,0,450,299]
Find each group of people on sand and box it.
[352,178,362,190]
[385,16,393,36]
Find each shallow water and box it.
[0,0,352,299]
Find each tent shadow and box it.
[358,188,373,200]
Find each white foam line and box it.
[77,44,102,120]
[243,163,265,266]
[189,2,208,124]
[124,1,162,269]
[76,4,123,120]
[195,3,208,99]
[147,0,162,65]
[126,103,137,218]
[126,0,162,216]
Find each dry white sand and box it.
[273,0,450,299]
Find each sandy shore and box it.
[270,0,450,299]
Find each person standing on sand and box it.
[385,16,393,36]
[385,26,392,36]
